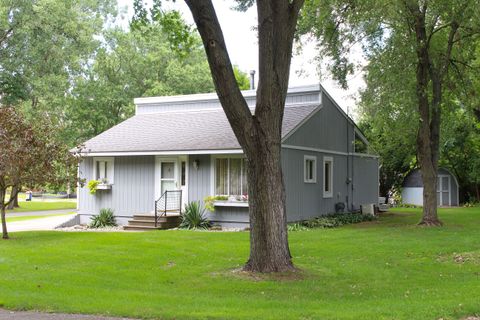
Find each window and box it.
[181,161,186,186]
[215,157,248,196]
[304,155,317,183]
[94,157,114,184]
[323,156,333,198]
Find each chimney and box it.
[249,70,256,90]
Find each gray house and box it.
[77,85,379,228]
[402,168,459,206]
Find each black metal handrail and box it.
[154,190,182,227]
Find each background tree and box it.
[299,0,480,225]
[0,0,116,202]
[0,107,78,240]
[63,6,250,147]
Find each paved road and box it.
[7,209,75,218]
[0,309,135,320]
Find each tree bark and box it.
[410,3,442,226]
[7,185,19,210]
[185,0,303,272]
[0,188,8,239]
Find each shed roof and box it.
[402,168,458,188]
[80,104,319,155]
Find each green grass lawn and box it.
[6,213,74,223]
[0,207,479,319]
[6,201,76,213]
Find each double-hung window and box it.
[304,155,317,183]
[215,157,248,196]
[94,157,114,184]
[323,156,333,198]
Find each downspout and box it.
[346,105,350,210]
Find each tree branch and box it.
[184,0,253,148]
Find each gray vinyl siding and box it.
[352,156,379,209]
[136,92,319,115]
[282,148,350,221]
[188,154,211,203]
[283,92,353,153]
[208,206,250,226]
[281,92,379,219]
[78,156,155,218]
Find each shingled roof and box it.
[81,104,319,154]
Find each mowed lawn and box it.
[6,201,76,213]
[0,208,479,319]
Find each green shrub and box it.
[291,212,377,231]
[397,202,422,209]
[463,201,480,208]
[203,195,229,212]
[287,223,309,231]
[87,180,100,195]
[90,208,117,228]
[180,201,211,230]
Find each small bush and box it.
[399,204,420,209]
[204,195,229,212]
[90,208,117,228]
[463,201,480,208]
[289,212,377,231]
[180,201,211,230]
[287,223,309,232]
[87,180,100,195]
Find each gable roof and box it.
[81,104,319,155]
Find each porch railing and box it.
[154,190,182,227]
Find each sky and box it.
[116,0,365,117]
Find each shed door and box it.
[436,175,450,206]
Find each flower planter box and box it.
[96,184,112,190]
[213,201,249,208]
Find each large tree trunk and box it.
[185,0,303,272]
[411,4,442,226]
[244,119,293,272]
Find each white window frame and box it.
[211,155,248,197]
[304,155,317,183]
[93,157,114,184]
[323,156,333,198]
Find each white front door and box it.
[155,156,188,208]
[160,161,177,194]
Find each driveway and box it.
[7,209,74,218]
[0,309,135,320]
[6,210,77,232]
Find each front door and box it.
[155,156,188,209]
[160,161,177,194]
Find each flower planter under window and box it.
[96,184,112,191]
[213,201,249,208]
